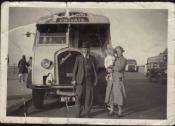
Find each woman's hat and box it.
[115,46,125,52]
[107,44,113,50]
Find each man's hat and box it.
[81,41,90,48]
[115,46,125,52]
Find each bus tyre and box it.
[32,89,45,109]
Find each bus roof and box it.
[127,59,136,62]
[37,11,110,24]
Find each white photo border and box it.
[0,2,175,125]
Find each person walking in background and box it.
[26,56,32,88]
[108,46,127,117]
[104,44,115,112]
[72,41,98,118]
[18,55,28,83]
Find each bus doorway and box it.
[69,24,111,105]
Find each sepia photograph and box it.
[0,2,175,125]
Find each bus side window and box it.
[61,39,64,44]
[43,36,47,44]
[39,36,47,44]
[39,37,43,44]
[48,37,53,43]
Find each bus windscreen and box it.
[37,24,67,44]
[37,24,109,46]
[127,60,137,64]
[72,24,108,48]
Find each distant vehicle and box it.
[146,49,167,83]
[125,59,138,72]
[26,11,111,109]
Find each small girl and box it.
[104,44,115,112]
[104,44,115,81]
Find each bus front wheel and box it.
[32,89,45,109]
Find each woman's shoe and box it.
[106,106,111,111]
[117,111,123,117]
[108,111,114,116]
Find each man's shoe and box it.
[84,114,90,118]
[78,115,83,118]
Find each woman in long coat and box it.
[18,55,28,83]
[107,46,127,116]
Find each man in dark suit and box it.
[72,42,98,117]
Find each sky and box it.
[8,7,168,65]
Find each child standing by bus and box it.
[104,44,115,113]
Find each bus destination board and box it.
[56,17,89,23]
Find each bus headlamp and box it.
[41,59,52,69]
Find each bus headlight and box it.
[46,73,53,85]
[41,59,52,69]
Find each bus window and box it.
[37,24,67,44]
[70,24,108,48]
[39,33,66,44]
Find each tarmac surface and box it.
[7,69,167,119]
[7,66,32,115]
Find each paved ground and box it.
[7,67,32,115]
[7,71,167,119]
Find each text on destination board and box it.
[56,17,89,22]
